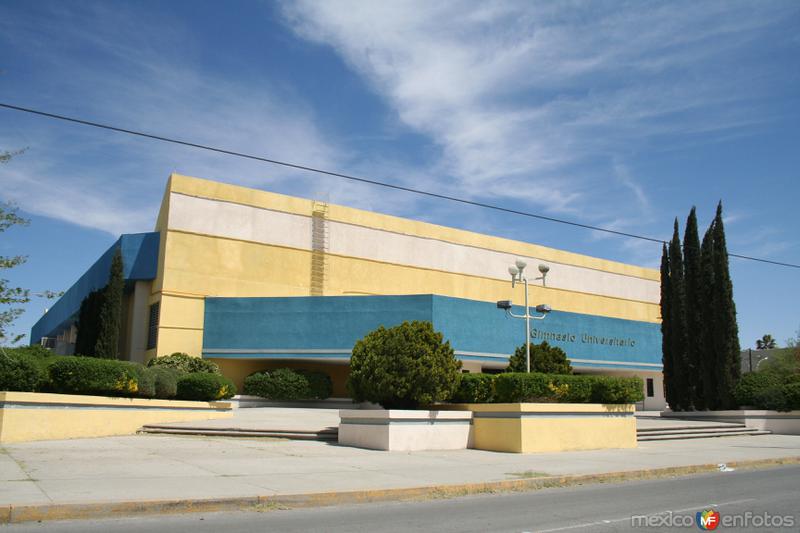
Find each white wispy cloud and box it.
[280,0,795,238]
[0,2,353,235]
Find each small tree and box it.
[347,321,462,409]
[700,223,718,408]
[668,219,690,410]
[756,334,777,350]
[0,203,30,345]
[710,202,740,409]
[94,248,124,358]
[506,341,572,374]
[74,289,104,356]
[683,207,705,409]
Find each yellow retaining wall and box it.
[446,403,636,453]
[0,392,232,444]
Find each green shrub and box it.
[451,373,496,403]
[784,383,800,410]
[244,368,308,399]
[734,372,782,407]
[243,368,332,400]
[507,341,573,374]
[784,374,800,385]
[0,352,43,392]
[590,376,644,404]
[347,321,462,409]
[494,373,550,402]
[126,364,156,398]
[48,357,139,397]
[3,345,53,359]
[176,372,236,401]
[551,374,593,403]
[147,353,220,374]
[753,386,788,412]
[149,367,180,399]
[757,348,800,377]
[494,373,642,403]
[296,369,333,400]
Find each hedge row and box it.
[734,372,800,411]
[452,372,644,404]
[146,352,220,374]
[0,349,235,402]
[243,368,332,400]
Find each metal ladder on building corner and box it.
[310,201,329,296]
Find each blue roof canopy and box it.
[30,232,160,344]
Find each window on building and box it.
[146,302,160,350]
[646,378,654,398]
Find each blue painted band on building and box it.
[202,294,662,371]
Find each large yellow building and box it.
[32,174,666,409]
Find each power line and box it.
[1,101,798,270]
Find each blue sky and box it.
[1,0,798,348]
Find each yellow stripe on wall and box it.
[166,173,660,281]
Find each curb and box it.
[3,456,799,524]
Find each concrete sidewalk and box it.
[2,431,800,511]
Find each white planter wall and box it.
[338,410,473,451]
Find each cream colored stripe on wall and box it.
[168,193,660,304]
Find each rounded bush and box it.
[590,376,644,404]
[347,321,462,409]
[0,352,43,392]
[176,372,236,401]
[297,369,333,400]
[244,368,308,399]
[784,383,800,410]
[124,363,155,398]
[734,372,782,407]
[243,368,332,400]
[753,386,788,412]
[147,353,220,374]
[149,367,180,399]
[451,373,496,403]
[48,357,139,397]
[507,341,573,374]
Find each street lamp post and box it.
[498,260,551,372]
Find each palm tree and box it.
[756,334,776,350]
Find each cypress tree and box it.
[668,220,690,410]
[74,289,104,356]
[683,207,704,410]
[710,202,741,409]
[700,223,718,409]
[94,248,124,359]
[659,244,676,410]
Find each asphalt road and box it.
[7,465,799,532]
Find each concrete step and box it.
[139,425,339,441]
[638,429,770,441]
[229,396,361,409]
[637,424,748,435]
[637,423,747,433]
